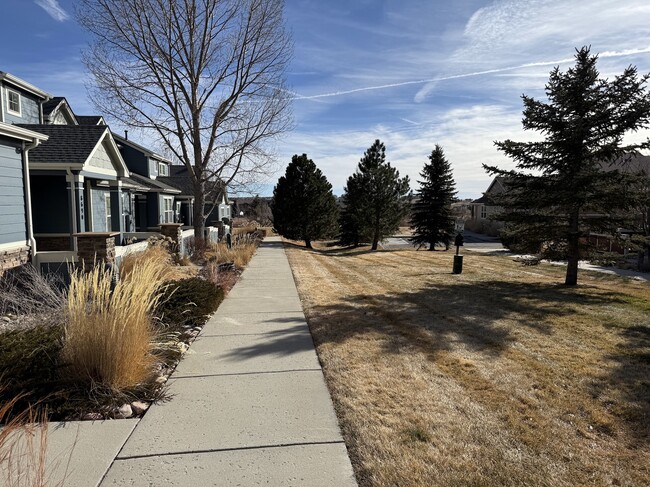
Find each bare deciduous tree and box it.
[77,0,293,239]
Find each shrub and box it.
[156,278,224,329]
[0,325,64,417]
[62,258,167,392]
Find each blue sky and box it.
[3,0,650,198]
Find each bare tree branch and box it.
[78,0,293,238]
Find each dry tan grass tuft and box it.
[120,245,195,282]
[285,241,650,487]
[62,258,167,392]
[0,393,67,487]
[204,237,258,269]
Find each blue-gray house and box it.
[20,124,131,251]
[0,72,50,272]
[112,133,182,230]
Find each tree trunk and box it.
[193,179,206,244]
[371,234,379,251]
[372,213,380,250]
[305,238,312,249]
[565,211,580,286]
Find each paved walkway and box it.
[36,237,357,486]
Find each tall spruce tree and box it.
[410,145,458,250]
[340,140,410,250]
[272,154,339,248]
[485,46,650,285]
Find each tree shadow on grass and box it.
[309,280,625,357]
[595,323,650,444]
[305,279,648,442]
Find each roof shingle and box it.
[18,124,109,165]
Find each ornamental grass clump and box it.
[62,259,167,392]
[205,235,258,269]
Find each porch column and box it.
[66,173,86,251]
[74,232,119,268]
[109,180,124,237]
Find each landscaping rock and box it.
[155,375,168,384]
[131,400,150,415]
[115,404,133,419]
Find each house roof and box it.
[17,124,128,177]
[158,165,227,202]
[18,124,108,164]
[128,172,180,194]
[42,97,64,117]
[76,115,105,126]
[0,122,48,143]
[112,133,172,163]
[121,176,150,192]
[42,97,78,125]
[471,195,489,204]
[601,152,650,174]
[0,72,51,99]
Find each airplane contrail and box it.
[292,46,650,100]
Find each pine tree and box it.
[340,140,410,250]
[271,154,339,249]
[410,145,457,250]
[485,46,650,285]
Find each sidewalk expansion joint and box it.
[114,440,346,461]
[172,368,322,380]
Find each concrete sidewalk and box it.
[36,237,357,487]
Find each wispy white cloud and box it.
[35,0,70,22]
[292,46,650,102]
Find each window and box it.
[162,196,174,223]
[6,89,21,115]
[480,205,487,219]
[105,194,112,230]
[158,162,169,176]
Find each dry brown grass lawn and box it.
[284,241,650,487]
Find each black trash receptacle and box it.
[453,255,463,274]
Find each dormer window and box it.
[158,162,169,176]
[6,89,21,115]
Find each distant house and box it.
[112,133,181,231]
[231,196,272,225]
[42,97,78,125]
[158,165,231,227]
[469,176,508,222]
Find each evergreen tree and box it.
[410,145,458,250]
[340,140,410,250]
[339,173,366,247]
[271,154,339,248]
[485,47,650,285]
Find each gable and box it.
[88,140,116,171]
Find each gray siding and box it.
[0,137,26,245]
[90,187,111,232]
[88,141,115,171]
[2,86,41,124]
